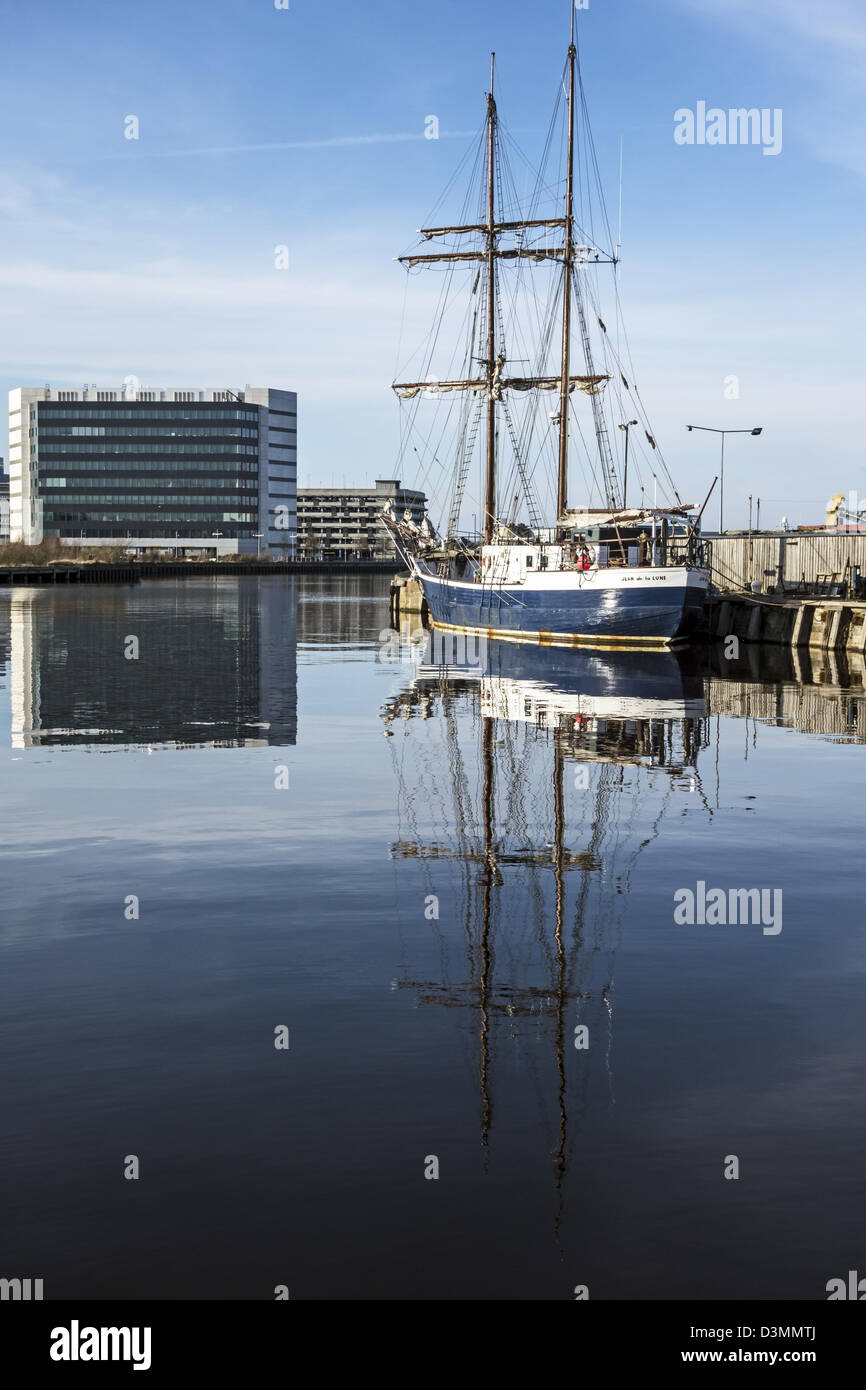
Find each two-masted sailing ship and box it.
[383,13,710,647]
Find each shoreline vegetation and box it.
[0,539,275,567]
[0,539,397,570]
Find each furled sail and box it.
[506,375,608,396]
[393,372,609,401]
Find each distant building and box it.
[297,479,425,559]
[7,385,297,556]
[0,457,8,542]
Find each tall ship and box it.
[383,12,711,648]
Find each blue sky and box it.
[1,0,864,527]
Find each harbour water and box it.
[0,574,864,1300]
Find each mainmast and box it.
[557,11,576,528]
[484,54,497,543]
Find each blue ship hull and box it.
[416,634,705,704]
[414,567,708,646]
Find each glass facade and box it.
[35,401,262,540]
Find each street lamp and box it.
[618,420,638,508]
[686,425,763,532]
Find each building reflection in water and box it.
[1,577,297,750]
[296,573,391,647]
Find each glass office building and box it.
[7,385,297,556]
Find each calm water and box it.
[0,574,864,1300]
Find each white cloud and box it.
[0,260,406,312]
[106,129,481,161]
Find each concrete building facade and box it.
[297,479,425,559]
[0,460,8,542]
[7,385,297,556]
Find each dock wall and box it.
[707,593,866,654]
[708,532,866,594]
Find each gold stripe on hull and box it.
[428,617,683,651]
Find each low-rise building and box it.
[297,479,425,559]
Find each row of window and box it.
[298,509,420,516]
[44,511,257,524]
[37,443,259,457]
[46,526,253,539]
[39,426,260,440]
[42,494,258,507]
[36,460,259,475]
[41,478,256,492]
[37,407,261,423]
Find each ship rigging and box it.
[384,9,711,647]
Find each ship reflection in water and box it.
[381,634,712,1224]
[381,626,865,1229]
[1,578,297,750]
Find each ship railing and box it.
[668,536,711,569]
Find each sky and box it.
[0,0,864,528]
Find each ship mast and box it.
[557,9,576,529]
[484,54,497,543]
[391,34,615,538]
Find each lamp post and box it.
[618,419,638,508]
[686,425,763,532]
